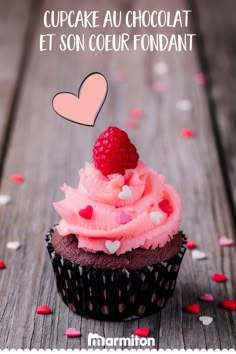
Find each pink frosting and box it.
[54,161,182,255]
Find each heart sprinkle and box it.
[66,328,81,338]
[158,199,173,214]
[0,260,6,269]
[154,61,168,75]
[212,273,227,282]
[191,249,207,261]
[152,81,167,94]
[133,327,149,337]
[6,241,21,250]
[184,303,200,314]
[149,211,164,225]
[199,316,213,326]
[117,210,132,225]
[199,293,214,302]
[105,240,120,254]
[187,239,196,249]
[176,99,192,111]
[180,128,195,139]
[79,205,93,220]
[10,174,24,184]
[0,195,11,206]
[125,120,138,130]
[129,108,143,119]
[219,236,234,247]
[112,71,126,83]
[36,305,52,314]
[118,185,132,200]
[194,73,207,86]
[221,300,236,311]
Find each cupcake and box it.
[46,126,186,321]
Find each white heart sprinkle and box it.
[154,61,168,75]
[176,99,192,111]
[192,249,207,260]
[6,241,21,250]
[149,211,164,225]
[105,240,120,254]
[118,185,132,200]
[0,195,11,206]
[199,316,213,326]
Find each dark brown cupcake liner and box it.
[45,226,186,321]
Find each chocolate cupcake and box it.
[46,126,186,321]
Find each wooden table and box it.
[0,0,236,349]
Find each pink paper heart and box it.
[66,327,81,338]
[199,293,214,302]
[53,72,108,126]
[219,236,234,247]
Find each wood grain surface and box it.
[0,0,235,349]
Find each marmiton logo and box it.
[88,333,155,348]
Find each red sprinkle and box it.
[221,300,236,311]
[184,303,200,314]
[158,199,173,214]
[129,108,143,119]
[133,327,149,337]
[36,305,52,314]
[10,174,24,184]
[125,120,138,130]
[0,260,6,269]
[212,273,227,282]
[187,239,196,249]
[79,205,93,220]
[180,128,195,139]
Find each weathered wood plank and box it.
[0,0,235,349]
[0,0,33,171]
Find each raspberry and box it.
[93,126,139,175]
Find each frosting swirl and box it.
[54,160,182,255]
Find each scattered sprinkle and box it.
[194,73,207,86]
[212,273,227,282]
[118,185,132,200]
[78,205,93,220]
[0,194,11,206]
[125,120,139,130]
[128,108,143,119]
[6,241,21,250]
[221,300,236,311]
[176,99,192,111]
[117,210,132,225]
[10,174,24,184]
[184,303,200,314]
[199,316,213,326]
[133,327,149,337]
[152,81,167,94]
[149,211,164,225]
[187,239,196,249]
[199,293,214,302]
[66,328,81,338]
[219,236,234,247]
[180,128,195,139]
[36,305,52,314]
[158,199,173,214]
[105,240,120,254]
[0,260,6,269]
[111,71,126,83]
[154,61,168,75]
[191,249,207,261]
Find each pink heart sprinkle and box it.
[219,236,234,247]
[199,293,214,302]
[10,174,24,184]
[194,73,207,86]
[152,81,167,94]
[117,210,132,225]
[112,71,126,82]
[125,120,138,130]
[66,328,81,338]
[180,128,195,139]
[129,108,143,119]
